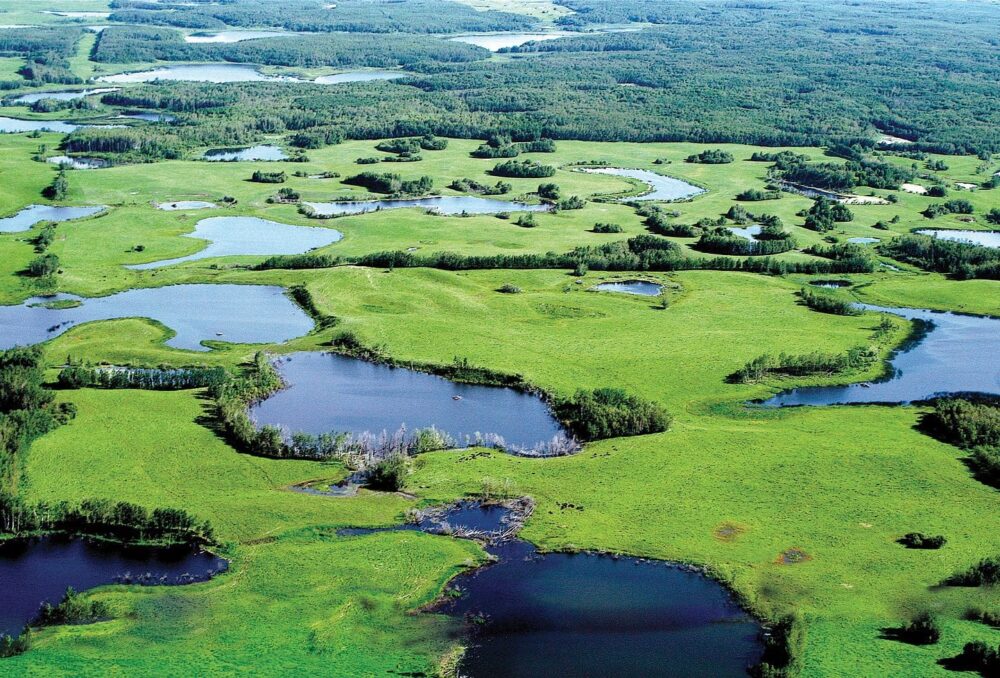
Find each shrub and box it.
[558,195,586,210]
[515,213,537,228]
[736,187,781,201]
[491,159,555,178]
[497,283,522,294]
[537,182,560,199]
[554,387,671,441]
[27,254,59,277]
[890,613,941,644]
[686,149,733,164]
[798,288,861,315]
[947,556,1000,586]
[34,587,110,627]
[42,169,68,200]
[898,532,947,549]
[593,222,622,233]
[366,454,409,491]
[250,170,286,184]
[950,641,1000,675]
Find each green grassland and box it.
[0,127,997,676]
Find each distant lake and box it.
[203,145,287,161]
[448,32,575,51]
[98,64,300,84]
[185,30,288,43]
[128,216,342,269]
[8,87,117,104]
[0,116,78,133]
[119,112,176,123]
[303,196,551,216]
[0,204,105,233]
[579,167,705,201]
[915,229,1000,248]
[313,70,407,84]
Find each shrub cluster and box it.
[553,387,671,441]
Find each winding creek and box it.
[127,216,342,269]
[0,284,312,351]
[578,167,705,201]
[0,537,225,637]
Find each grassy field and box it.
[0,127,997,676]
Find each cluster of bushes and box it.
[730,347,878,383]
[448,178,511,195]
[250,170,286,184]
[923,199,975,218]
[593,222,622,233]
[736,188,782,201]
[268,187,300,203]
[695,228,796,257]
[778,157,913,191]
[898,532,947,549]
[749,613,806,678]
[471,135,556,159]
[946,556,1000,586]
[34,587,110,628]
[25,253,59,279]
[342,171,433,196]
[889,613,941,645]
[32,225,56,254]
[803,242,874,273]
[949,641,1000,675]
[57,365,228,391]
[558,195,586,210]
[926,398,1000,488]
[686,149,733,164]
[375,135,447,155]
[879,235,1000,280]
[553,388,671,441]
[491,159,556,178]
[42,169,68,200]
[798,288,861,316]
[803,197,854,232]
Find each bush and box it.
[554,387,671,441]
[343,171,432,195]
[537,182,560,199]
[497,283,522,294]
[890,613,941,645]
[798,288,861,315]
[34,587,110,627]
[950,641,1000,675]
[898,532,947,549]
[947,556,1000,586]
[366,454,409,491]
[558,195,586,210]
[27,254,59,277]
[515,213,537,228]
[736,187,781,201]
[42,169,68,200]
[593,222,622,233]
[250,171,286,184]
[491,159,555,178]
[686,149,733,164]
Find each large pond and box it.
[915,229,1000,248]
[448,32,575,51]
[0,536,225,637]
[185,30,288,43]
[0,204,105,233]
[128,216,342,270]
[9,88,118,104]
[250,352,565,451]
[0,284,313,351]
[313,70,406,84]
[203,145,288,162]
[593,280,662,296]
[761,304,1000,406]
[98,64,298,84]
[442,538,762,677]
[303,196,551,217]
[579,167,705,201]
[0,116,78,134]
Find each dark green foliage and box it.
[448,178,510,195]
[986,209,1000,225]
[887,613,941,645]
[798,288,861,316]
[731,347,877,384]
[898,532,947,549]
[923,199,974,218]
[947,556,1000,587]
[32,225,56,253]
[537,182,560,200]
[57,366,228,391]
[0,628,31,658]
[781,158,914,191]
[695,229,796,256]
[42,169,68,200]
[250,170,286,184]
[491,159,555,178]
[558,195,586,210]
[948,641,1000,676]
[736,188,781,201]
[497,283,522,294]
[927,159,949,171]
[26,254,59,278]
[554,388,671,441]
[966,608,1000,628]
[686,149,733,164]
[34,587,110,628]
[515,213,537,228]
[366,455,409,492]
[879,235,1000,280]
[803,197,854,232]
[748,613,806,678]
[593,223,622,233]
[343,171,432,195]
[926,398,1000,488]
[926,185,948,198]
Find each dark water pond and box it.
[0,284,312,351]
[127,216,342,269]
[809,280,852,289]
[0,116,78,133]
[9,88,118,104]
[0,204,105,233]
[593,280,662,296]
[303,196,551,217]
[579,167,705,201]
[203,145,288,162]
[0,536,225,637]
[762,304,1000,406]
[915,229,1000,248]
[313,70,406,84]
[250,352,564,450]
[443,539,762,678]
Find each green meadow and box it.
[0,126,998,676]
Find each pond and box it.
[761,304,1000,406]
[448,32,576,51]
[302,196,551,217]
[203,145,288,162]
[0,284,313,351]
[250,352,565,451]
[0,536,225,637]
[9,87,118,104]
[185,30,288,43]
[313,70,407,84]
[915,229,1000,249]
[578,167,705,201]
[728,225,762,241]
[0,204,105,233]
[119,112,176,123]
[98,64,300,84]
[442,539,762,678]
[127,216,342,270]
[155,201,216,211]
[593,280,662,296]
[0,116,78,133]
[809,280,852,289]
[47,155,108,169]
[847,237,880,244]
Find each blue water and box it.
[0,117,78,133]
[203,145,288,161]
[593,280,662,296]
[915,229,1000,248]
[0,284,313,351]
[303,196,551,217]
[99,64,299,84]
[579,167,705,201]
[47,155,107,169]
[127,216,342,269]
[8,88,118,104]
[313,70,406,84]
[155,201,216,211]
[0,204,105,233]
[250,352,565,450]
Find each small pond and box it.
[119,112,176,123]
[443,539,762,678]
[313,70,407,84]
[250,352,565,451]
[155,201,216,211]
[0,536,225,637]
[0,204,105,233]
[0,116,78,134]
[185,30,288,43]
[47,155,108,169]
[448,32,575,51]
[728,225,762,241]
[761,304,1000,406]
[809,280,852,289]
[128,216,342,269]
[203,145,288,162]
[579,167,705,201]
[98,64,299,84]
[303,196,550,217]
[915,229,1000,249]
[593,280,662,296]
[0,284,313,351]
[847,237,880,244]
[9,88,117,104]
